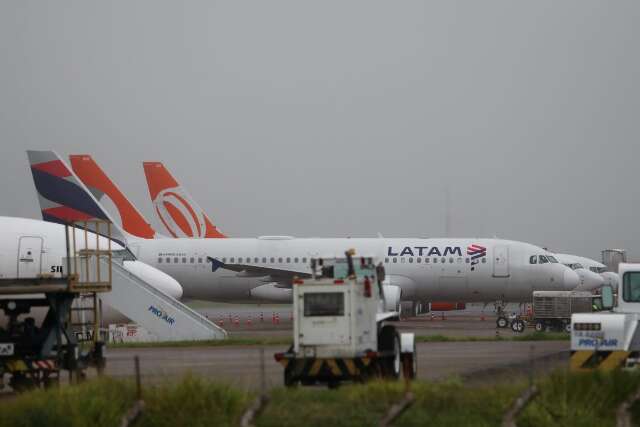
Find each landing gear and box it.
[495,300,509,329]
[497,317,509,329]
[511,319,526,333]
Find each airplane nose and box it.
[574,270,604,291]
[562,268,580,291]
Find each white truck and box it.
[570,263,640,371]
[274,250,416,387]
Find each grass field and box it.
[2,370,639,427]
[108,332,568,349]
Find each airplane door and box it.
[18,236,43,278]
[492,245,510,277]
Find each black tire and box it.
[511,320,525,333]
[284,364,297,387]
[535,321,544,332]
[378,325,401,380]
[497,317,508,329]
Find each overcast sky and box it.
[1,1,638,260]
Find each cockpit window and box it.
[574,263,584,269]
[547,256,558,263]
[529,255,537,264]
[538,255,549,264]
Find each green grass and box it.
[2,371,640,427]
[0,376,251,427]
[416,332,569,343]
[108,332,568,349]
[108,336,293,349]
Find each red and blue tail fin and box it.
[70,154,156,239]
[143,161,226,238]
[27,150,129,245]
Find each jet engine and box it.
[382,284,402,313]
[249,283,292,303]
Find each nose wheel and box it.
[496,316,509,329]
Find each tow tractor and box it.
[570,263,640,371]
[0,221,111,391]
[274,250,416,387]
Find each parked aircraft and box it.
[29,151,580,311]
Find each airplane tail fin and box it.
[143,161,226,238]
[69,154,156,239]
[26,150,129,245]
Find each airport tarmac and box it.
[102,313,569,389]
[104,340,567,390]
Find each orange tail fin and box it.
[143,162,226,238]
[70,155,156,239]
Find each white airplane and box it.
[0,216,183,326]
[28,150,580,312]
[552,253,605,291]
[554,253,618,289]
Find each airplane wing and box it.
[207,256,311,287]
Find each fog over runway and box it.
[0,1,639,261]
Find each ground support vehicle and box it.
[0,222,111,391]
[275,250,416,387]
[570,264,640,371]
[521,291,596,333]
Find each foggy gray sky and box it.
[1,1,639,260]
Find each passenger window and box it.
[457,257,463,263]
[254,257,259,263]
[182,257,187,263]
[385,257,389,263]
[417,257,421,263]
[158,258,162,264]
[530,256,537,264]
[286,257,291,263]
[198,258,203,263]
[270,257,275,263]
[294,257,299,263]
[174,257,179,263]
[190,257,194,263]
[302,257,307,263]
[393,258,397,263]
[401,258,406,263]
[441,257,446,263]
[230,257,235,263]
[425,258,430,264]
[262,257,267,263]
[222,258,227,263]
[433,258,438,263]
[449,258,454,263]
[482,258,487,263]
[166,257,171,263]
[465,258,470,264]
[408,258,413,263]
[278,257,283,263]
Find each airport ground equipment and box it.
[519,291,598,333]
[0,221,111,391]
[274,250,416,387]
[570,263,640,371]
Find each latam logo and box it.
[153,188,205,238]
[387,246,463,257]
[148,305,176,326]
[467,244,487,271]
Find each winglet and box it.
[143,161,226,238]
[70,154,156,239]
[26,150,128,245]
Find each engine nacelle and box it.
[382,284,402,313]
[250,283,292,303]
[122,260,183,300]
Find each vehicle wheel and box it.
[535,321,544,332]
[497,317,508,329]
[511,319,525,333]
[378,325,401,379]
[284,364,297,387]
